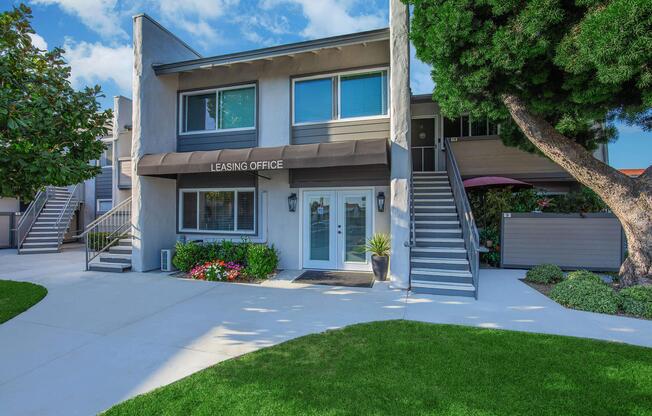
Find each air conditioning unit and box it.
[161,249,175,272]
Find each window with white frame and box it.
[443,116,499,138]
[180,85,256,134]
[97,199,112,212]
[180,188,255,233]
[292,68,389,125]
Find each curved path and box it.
[0,246,651,415]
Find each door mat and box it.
[294,270,375,288]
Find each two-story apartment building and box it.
[123,2,606,297]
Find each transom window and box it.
[443,116,499,138]
[180,188,255,233]
[180,85,256,134]
[293,68,389,125]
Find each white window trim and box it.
[96,199,112,212]
[179,187,256,234]
[292,67,390,126]
[178,84,257,136]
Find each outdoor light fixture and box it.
[376,192,385,212]
[288,193,297,212]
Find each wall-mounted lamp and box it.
[288,193,297,212]
[376,192,385,212]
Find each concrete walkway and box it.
[1,246,651,416]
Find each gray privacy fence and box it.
[500,213,625,271]
[0,212,17,249]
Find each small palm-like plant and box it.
[364,233,391,257]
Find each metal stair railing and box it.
[444,137,480,299]
[15,187,51,250]
[53,184,83,247]
[79,197,132,271]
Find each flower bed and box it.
[173,240,279,283]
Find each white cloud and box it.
[63,40,132,95]
[410,44,435,95]
[154,0,239,47]
[261,0,386,38]
[30,0,127,39]
[28,33,48,50]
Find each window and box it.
[180,188,255,233]
[443,116,499,138]
[99,142,113,167]
[180,85,256,134]
[292,68,388,125]
[97,199,112,213]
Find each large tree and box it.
[0,4,111,201]
[407,0,652,286]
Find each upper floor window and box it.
[180,85,256,134]
[293,68,389,125]
[99,141,113,167]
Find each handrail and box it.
[15,187,50,248]
[444,137,480,299]
[83,197,132,270]
[53,184,82,246]
[78,196,132,237]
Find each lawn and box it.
[104,320,652,416]
[0,279,47,324]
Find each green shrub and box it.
[245,244,279,279]
[549,278,619,314]
[619,285,652,319]
[566,270,603,284]
[525,264,564,284]
[87,232,119,251]
[173,240,279,277]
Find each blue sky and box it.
[3,0,650,169]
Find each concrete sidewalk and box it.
[1,246,651,415]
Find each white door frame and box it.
[300,187,374,271]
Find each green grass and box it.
[104,321,652,416]
[0,279,47,324]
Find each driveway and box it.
[1,245,651,415]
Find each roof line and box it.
[152,27,389,75]
[133,13,202,59]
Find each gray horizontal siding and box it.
[95,167,113,200]
[118,159,132,189]
[290,164,389,188]
[501,213,624,271]
[177,130,257,152]
[292,119,389,145]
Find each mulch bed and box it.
[170,271,270,285]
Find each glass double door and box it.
[302,190,373,271]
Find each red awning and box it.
[463,176,533,189]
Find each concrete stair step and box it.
[411,280,476,297]
[19,247,60,254]
[117,238,132,246]
[99,253,132,264]
[108,245,132,254]
[21,242,59,248]
[89,262,131,273]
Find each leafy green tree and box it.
[407,0,652,286]
[0,4,111,201]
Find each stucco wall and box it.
[177,41,389,150]
[132,14,201,271]
[0,197,19,213]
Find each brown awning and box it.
[137,138,389,176]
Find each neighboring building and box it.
[90,2,608,296]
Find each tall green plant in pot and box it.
[364,233,391,281]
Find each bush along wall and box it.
[173,240,279,281]
[469,186,608,266]
[526,267,652,320]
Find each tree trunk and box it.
[502,94,652,286]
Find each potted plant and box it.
[364,233,391,281]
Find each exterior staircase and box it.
[17,186,81,254]
[409,139,480,298]
[82,197,132,273]
[88,236,132,272]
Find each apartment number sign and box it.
[210,160,285,172]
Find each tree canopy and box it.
[407,0,652,152]
[0,4,111,201]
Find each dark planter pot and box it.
[371,255,389,281]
